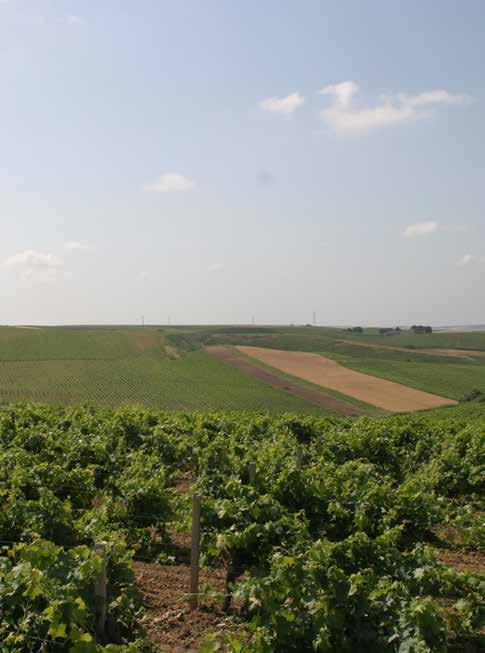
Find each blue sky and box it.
[1,1,484,325]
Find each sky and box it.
[1,0,484,326]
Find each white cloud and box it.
[143,173,196,193]
[260,92,304,117]
[208,263,224,272]
[402,221,439,238]
[319,81,469,133]
[66,15,84,25]
[4,250,63,280]
[64,241,88,251]
[457,254,485,266]
[457,254,474,266]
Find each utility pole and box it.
[141,314,145,327]
[313,311,317,326]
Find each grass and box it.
[341,329,485,350]
[334,356,485,400]
[203,326,485,353]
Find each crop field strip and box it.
[206,345,378,417]
[342,329,485,350]
[194,325,485,403]
[334,356,485,401]
[231,346,393,415]
[237,346,458,412]
[336,337,485,360]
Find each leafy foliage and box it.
[0,403,483,651]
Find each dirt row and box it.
[206,345,367,416]
[237,346,457,412]
[134,503,484,652]
[135,561,232,652]
[133,482,482,651]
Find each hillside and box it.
[179,325,485,401]
[0,327,326,414]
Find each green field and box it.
[2,324,485,411]
[336,356,485,400]
[343,329,485,350]
[0,328,328,413]
[187,325,485,401]
[0,326,164,360]
[193,324,485,354]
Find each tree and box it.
[411,325,433,334]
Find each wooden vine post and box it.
[296,446,303,472]
[190,492,202,610]
[94,541,107,642]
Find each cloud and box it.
[457,254,474,266]
[64,241,88,251]
[4,250,63,280]
[457,254,485,266]
[143,173,196,193]
[208,263,224,272]
[260,92,304,117]
[66,15,84,25]
[319,81,469,133]
[402,221,439,238]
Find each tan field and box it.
[237,346,458,412]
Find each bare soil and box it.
[237,346,457,412]
[133,332,165,353]
[206,345,368,416]
[164,345,181,359]
[135,473,242,650]
[135,562,237,652]
[436,548,485,576]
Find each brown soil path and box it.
[436,549,485,576]
[134,474,240,650]
[206,346,369,417]
[237,346,457,412]
[135,561,232,652]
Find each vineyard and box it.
[2,326,485,411]
[0,327,164,361]
[0,402,483,651]
[0,329,325,414]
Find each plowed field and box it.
[238,346,457,412]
